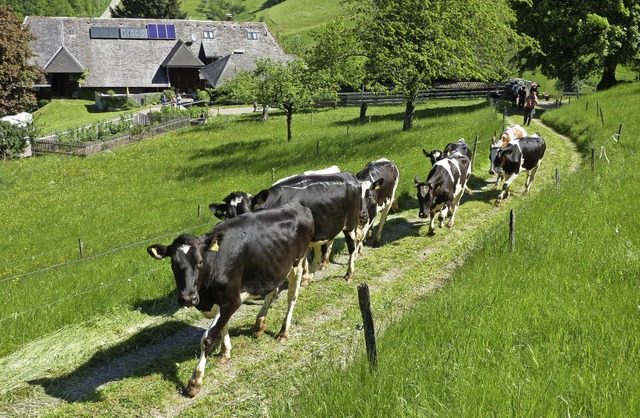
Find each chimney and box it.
[226,14,233,21]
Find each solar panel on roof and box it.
[90,27,119,39]
[120,28,148,39]
[148,24,158,39]
[166,25,176,39]
[158,24,167,39]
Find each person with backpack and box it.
[523,90,538,126]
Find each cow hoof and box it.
[427,230,435,236]
[185,382,201,398]
[217,355,231,364]
[254,317,266,337]
[372,241,381,248]
[276,333,289,342]
[343,273,353,282]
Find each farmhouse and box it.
[24,16,293,98]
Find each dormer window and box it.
[203,30,215,39]
[247,31,259,40]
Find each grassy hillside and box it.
[272,83,640,416]
[0,95,582,416]
[183,0,345,45]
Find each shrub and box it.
[0,121,35,159]
[37,99,50,108]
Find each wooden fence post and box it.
[617,124,622,142]
[316,139,320,157]
[591,148,595,173]
[271,168,275,183]
[555,168,560,195]
[198,204,201,218]
[472,136,479,173]
[78,238,84,259]
[599,107,604,126]
[509,209,515,252]
[357,284,378,371]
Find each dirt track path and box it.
[0,112,582,417]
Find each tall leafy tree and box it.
[0,5,44,117]
[511,0,640,90]
[110,0,187,19]
[348,0,525,130]
[222,58,334,141]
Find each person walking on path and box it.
[523,90,538,126]
[517,85,526,112]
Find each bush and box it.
[37,99,50,109]
[0,121,37,159]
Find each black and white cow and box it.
[209,166,340,221]
[423,138,473,166]
[492,134,546,204]
[489,125,528,188]
[250,171,362,281]
[414,153,471,235]
[147,202,314,397]
[356,158,399,252]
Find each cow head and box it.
[492,143,515,172]
[147,234,209,307]
[208,191,253,220]
[251,189,270,211]
[414,176,436,219]
[489,136,503,175]
[423,148,443,166]
[359,178,384,225]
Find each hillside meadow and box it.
[271,83,640,416]
[0,93,588,416]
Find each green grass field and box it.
[33,99,137,135]
[270,83,640,416]
[0,83,636,415]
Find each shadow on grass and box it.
[28,294,266,402]
[332,101,490,126]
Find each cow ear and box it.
[252,189,269,210]
[414,175,421,185]
[208,202,227,219]
[201,231,222,252]
[422,149,430,158]
[372,178,384,190]
[147,244,168,260]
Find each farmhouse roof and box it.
[23,16,291,89]
[44,46,84,73]
[199,52,295,88]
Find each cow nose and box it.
[179,292,199,307]
[489,169,495,175]
[418,212,426,219]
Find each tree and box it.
[222,58,335,141]
[511,0,640,90]
[348,0,525,130]
[110,0,187,19]
[305,18,370,120]
[200,0,245,21]
[0,5,45,117]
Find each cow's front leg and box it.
[255,288,278,337]
[497,173,518,204]
[523,163,541,193]
[428,210,437,235]
[185,301,239,397]
[342,229,358,282]
[277,262,304,341]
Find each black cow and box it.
[492,134,546,204]
[356,158,399,251]
[147,202,314,397]
[251,171,362,281]
[414,153,471,235]
[423,138,473,166]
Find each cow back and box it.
[252,172,361,242]
[201,202,314,298]
[519,135,546,170]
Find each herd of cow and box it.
[146,124,546,397]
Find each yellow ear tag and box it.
[210,241,219,252]
[150,247,159,258]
